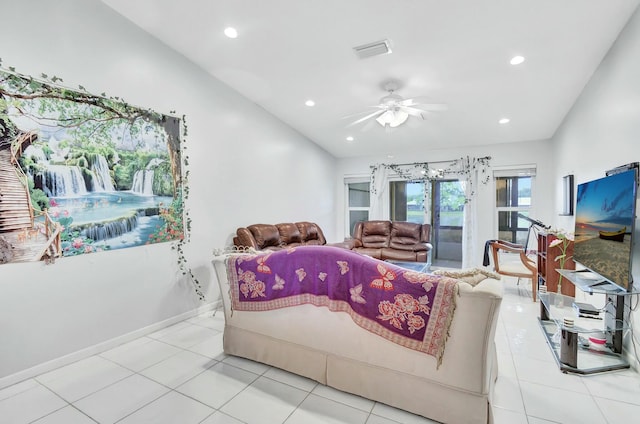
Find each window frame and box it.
[344,177,371,237]
[493,166,536,246]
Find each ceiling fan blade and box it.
[347,109,385,126]
[400,95,437,104]
[341,107,382,120]
[399,98,418,106]
[409,103,448,111]
[399,106,425,118]
[360,119,376,132]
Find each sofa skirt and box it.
[223,325,492,424]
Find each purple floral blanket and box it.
[226,245,458,365]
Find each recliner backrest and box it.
[295,221,326,245]
[247,224,281,249]
[357,220,391,248]
[234,227,258,249]
[390,221,426,251]
[275,223,302,245]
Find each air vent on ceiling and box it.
[353,39,392,59]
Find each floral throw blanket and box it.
[226,245,458,365]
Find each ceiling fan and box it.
[348,81,447,129]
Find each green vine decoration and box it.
[0,58,204,301]
[370,156,491,201]
[171,116,205,301]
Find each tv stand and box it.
[538,269,637,374]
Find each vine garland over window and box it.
[370,156,491,201]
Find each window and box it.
[495,173,533,245]
[389,181,425,224]
[346,181,370,236]
[561,174,574,216]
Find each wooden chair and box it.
[489,240,538,301]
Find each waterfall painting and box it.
[0,68,183,265]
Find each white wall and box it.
[551,6,640,366]
[336,139,556,265]
[0,0,336,382]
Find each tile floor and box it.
[1,278,640,424]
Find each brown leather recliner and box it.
[351,220,431,262]
[234,221,333,251]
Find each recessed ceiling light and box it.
[387,155,394,159]
[305,100,315,107]
[346,136,354,142]
[510,55,525,65]
[224,27,238,39]
[499,118,510,124]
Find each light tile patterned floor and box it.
[1,277,640,423]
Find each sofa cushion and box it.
[296,222,326,245]
[433,268,502,286]
[276,223,302,245]
[353,247,383,259]
[360,221,391,248]
[235,227,258,250]
[248,224,281,249]
[380,247,417,262]
[390,222,425,251]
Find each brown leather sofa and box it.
[234,221,353,251]
[351,220,432,262]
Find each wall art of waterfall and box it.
[21,146,179,254]
[31,152,117,198]
[27,150,174,249]
[51,192,173,247]
[1,66,184,264]
[131,170,154,196]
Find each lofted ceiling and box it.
[102,0,639,158]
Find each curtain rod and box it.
[369,156,491,168]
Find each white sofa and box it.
[212,252,503,424]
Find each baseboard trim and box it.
[0,301,220,390]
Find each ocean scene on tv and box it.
[574,169,637,289]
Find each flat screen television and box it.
[573,168,638,292]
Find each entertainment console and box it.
[538,269,637,374]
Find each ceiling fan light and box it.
[224,27,238,39]
[376,110,394,127]
[510,55,525,65]
[389,110,409,127]
[375,109,409,128]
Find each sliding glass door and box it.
[389,181,425,224]
[389,179,464,266]
[432,180,464,264]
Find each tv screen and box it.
[574,168,638,291]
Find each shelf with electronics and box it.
[537,163,639,374]
[538,270,638,374]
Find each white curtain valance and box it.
[370,156,492,199]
